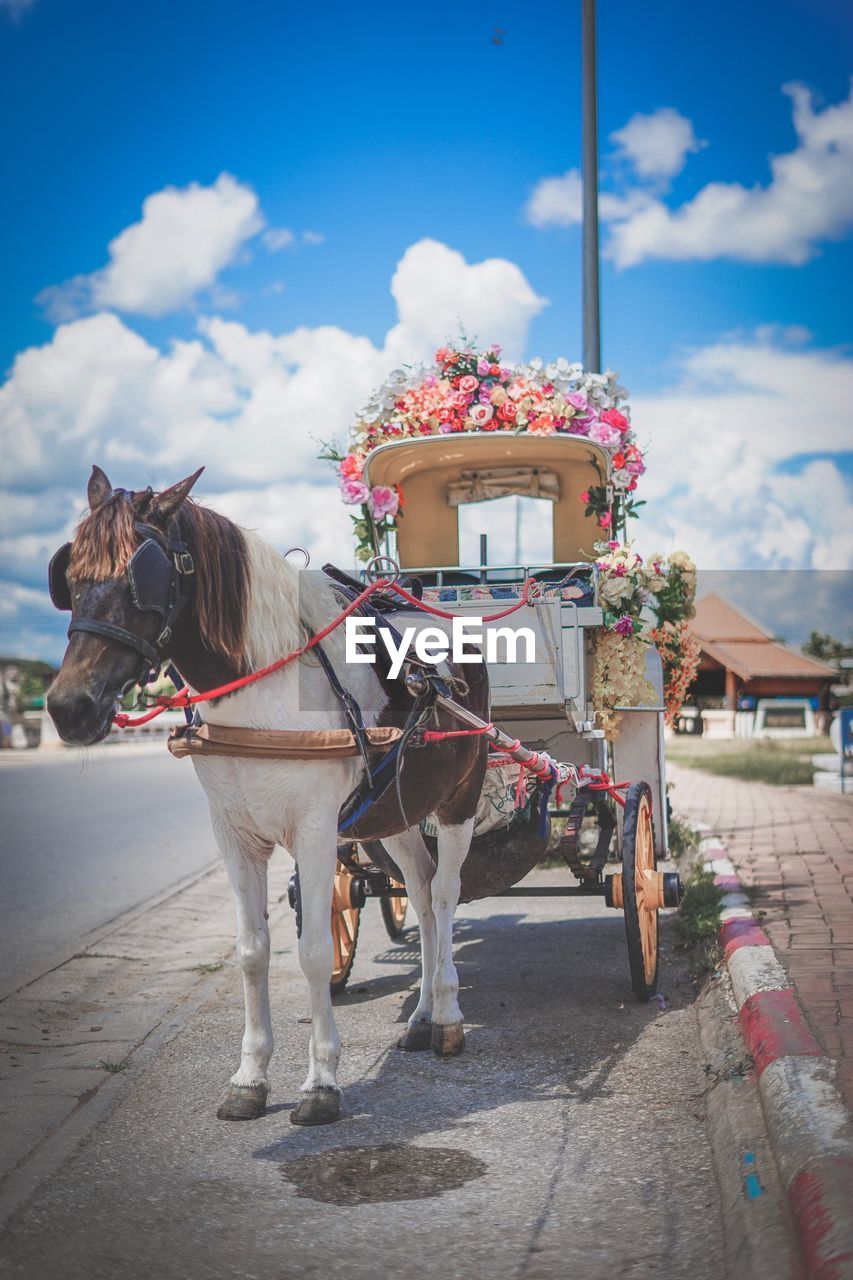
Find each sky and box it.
[1,0,852,661]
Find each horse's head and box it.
[47,465,203,745]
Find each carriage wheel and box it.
[620,781,659,1002]
[380,882,409,939]
[330,865,361,994]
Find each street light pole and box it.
[581,0,601,374]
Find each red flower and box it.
[601,408,629,433]
[579,490,590,504]
[612,452,626,469]
[498,401,517,422]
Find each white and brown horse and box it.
[47,467,488,1125]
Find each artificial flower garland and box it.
[327,343,646,560]
[589,542,698,738]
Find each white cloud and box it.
[301,230,325,245]
[1,237,547,659]
[385,238,547,363]
[610,107,704,181]
[263,227,295,251]
[527,84,853,268]
[609,83,853,267]
[525,169,582,229]
[38,175,264,319]
[631,336,853,570]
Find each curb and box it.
[701,839,853,1280]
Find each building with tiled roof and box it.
[690,594,836,707]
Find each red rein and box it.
[114,575,542,729]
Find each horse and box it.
[46,466,489,1126]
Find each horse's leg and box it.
[214,823,275,1121]
[380,828,438,1051]
[289,821,342,1126]
[430,817,475,1057]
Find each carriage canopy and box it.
[360,432,612,570]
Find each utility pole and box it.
[581,0,601,374]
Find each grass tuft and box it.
[99,1057,131,1074]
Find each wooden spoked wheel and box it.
[330,865,361,994]
[621,781,659,1002]
[380,882,409,939]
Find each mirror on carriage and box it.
[457,494,554,568]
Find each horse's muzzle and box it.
[47,685,115,746]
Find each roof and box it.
[693,593,836,681]
[692,593,772,643]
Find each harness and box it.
[48,488,195,680]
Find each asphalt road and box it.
[0,742,216,992]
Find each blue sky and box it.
[1,0,852,659]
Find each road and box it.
[0,743,216,992]
[0,865,791,1279]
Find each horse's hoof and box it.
[289,1088,341,1126]
[397,1021,433,1052]
[431,1022,465,1056]
[216,1083,268,1121]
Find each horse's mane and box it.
[69,492,250,669]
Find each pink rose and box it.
[477,358,491,376]
[589,420,622,449]
[458,375,479,394]
[612,615,635,638]
[339,454,362,480]
[368,486,399,520]
[567,392,588,411]
[340,478,369,505]
[579,490,590,504]
[469,403,495,426]
[598,511,612,529]
[498,401,518,422]
[601,408,629,433]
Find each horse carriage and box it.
[47,347,691,1125]
[309,426,681,1006]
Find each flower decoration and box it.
[327,342,645,559]
[589,542,698,738]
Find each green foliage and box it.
[670,747,815,786]
[677,866,723,948]
[802,630,852,671]
[99,1057,130,1073]
[667,812,701,859]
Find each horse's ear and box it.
[150,467,205,523]
[87,465,113,510]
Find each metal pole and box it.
[581,0,601,374]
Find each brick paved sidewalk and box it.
[667,762,853,1114]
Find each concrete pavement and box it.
[0,846,791,1280]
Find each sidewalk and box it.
[668,763,853,1115]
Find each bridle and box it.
[48,488,195,681]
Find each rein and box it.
[113,574,542,728]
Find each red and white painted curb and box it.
[702,837,853,1280]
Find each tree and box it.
[803,631,853,664]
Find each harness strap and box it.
[312,639,371,772]
[68,618,161,667]
[168,722,404,760]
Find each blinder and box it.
[48,542,73,611]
